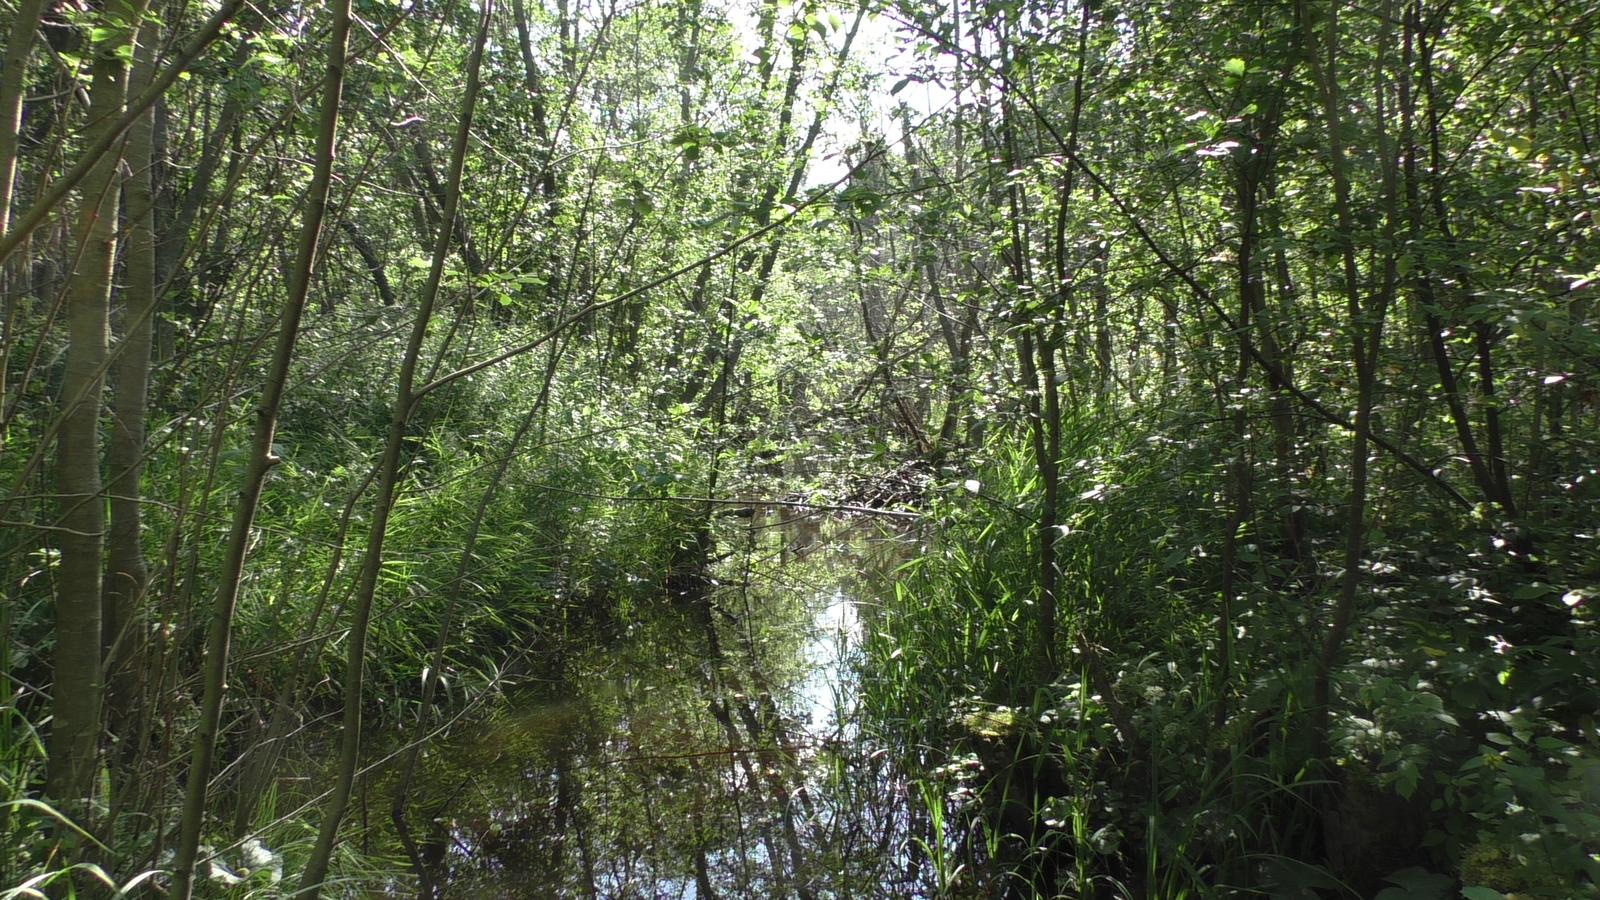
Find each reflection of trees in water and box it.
[410,533,919,900]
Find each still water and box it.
[398,516,938,899]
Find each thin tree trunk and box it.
[1422,315,1494,497]
[339,218,396,306]
[96,19,164,826]
[0,0,48,237]
[157,38,254,288]
[391,357,564,899]
[169,2,353,895]
[691,3,865,419]
[1247,83,1303,561]
[103,3,163,769]
[1473,322,1516,516]
[0,0,242,265]
[412,134,484,278]
[300,5,491,895]
[1015,71,1471,511]
[49,0,150,821]
[1303,0,1399,728]
[230,465,379,838]
[1003,149,1058,673]
[1219,163,1256,730]
[510,0,556,198]
[1404,6,1503,514]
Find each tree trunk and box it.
[169,2,352,894]
[339,218,396,306]
[49,0,150,821]
[0,0,48,237]
[300,5,490,895]
[104,7,163,759]
[0,0,241,267]
[1302,0,1399,730]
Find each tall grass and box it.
[861,379,1600,900]
[856,408,1336,898]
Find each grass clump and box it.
[858,405,1600,899]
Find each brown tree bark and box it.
[339,218,397,306]
[1301,0,1400,729]
[0,0,48,501]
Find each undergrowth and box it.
[859,409,1600,899]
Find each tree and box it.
[49,0,152,821]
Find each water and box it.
[400,518,929,900]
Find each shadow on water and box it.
[386,513,956,900]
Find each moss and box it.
[961,707,1021,740]
[1460,842,1566,896]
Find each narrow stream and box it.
[398,516,936,899]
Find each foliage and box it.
[2,0,1597,894]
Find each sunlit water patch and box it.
[800,588,862,737]
[383,520,936,900]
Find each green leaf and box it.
[1395,759,1420,799]
[1261,858,1341,900]
[1461,888,1506,900]
[670,125,711,147]
[837,185,884,216]
[1088,823,1120,853]
[1379,867,1452,900]
[1223,57,1246,77]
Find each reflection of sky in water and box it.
[422,527,926,900]
[801,588,860,735]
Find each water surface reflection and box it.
[408,520,925,899]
